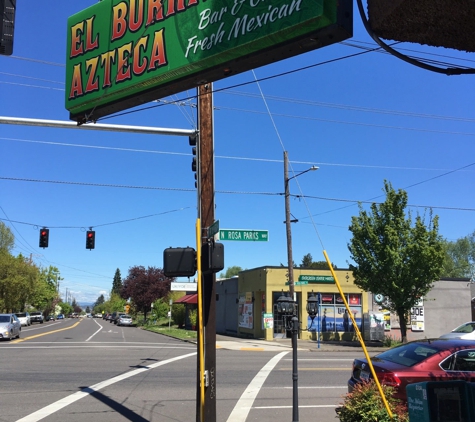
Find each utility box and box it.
[407,381,475,422]
[363,313,384,341]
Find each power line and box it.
[1,176,474,212]
[0,207,191,229]
[2,137,474,173]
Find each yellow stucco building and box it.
[226,266,368,341]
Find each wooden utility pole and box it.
[196,83,216,422]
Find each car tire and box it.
[40,321,43,324]
[17,331,20,339]
[8,331,13,341]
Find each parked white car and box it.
[439,322,475,340]
[0,314,21,340]
[15,312,31,326]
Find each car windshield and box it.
[121,316,131,319]
[31,312,41,316]
[375,342,440,367]
[0,315,10,323]
[16,313,26,318]
[452,323,475,334]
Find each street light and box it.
[284,151,318,301]
[283,151,318,422]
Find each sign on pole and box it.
[219,229,268,242]
[171,282,198,292]
[208,220,219,238]
[65,0,352,122]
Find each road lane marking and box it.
[279,367,350,371]
[11,320,82,343]
[15,352,197,422]
[253,405,339,409]
[85,319,103,342]
[226,351,288,422]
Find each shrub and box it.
[337,381,408,422]
[188,309,197,327]
[172,304,185,328]
[383,334,402,348]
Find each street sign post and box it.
[219,229,268,242]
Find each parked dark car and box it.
[45,315,55,321]
[109,312,117,323]
[348,338,475,402]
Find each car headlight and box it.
[2,330,9,336]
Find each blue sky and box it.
[1,2,474,304]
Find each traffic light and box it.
[201,241,224,274]
[189,134,198,188]
[39,228,49,248]
[86,230,95,250]
[0,0,16,56]
[163,247,196,277]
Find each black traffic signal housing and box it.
[0,0,16,56]
[202,241,224,274]
[39,228,49,248]
[189,134,198,188]
[86,230,95,250]
[163,247,196,278]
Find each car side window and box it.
[441,350,475,371]
[454,350,475,371]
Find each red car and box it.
[348,338,475,402]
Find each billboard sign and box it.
[66,0,352,123]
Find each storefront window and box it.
[307,293,362,333]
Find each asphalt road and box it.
[0,317,370,422]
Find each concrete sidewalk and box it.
[216,334,388,353]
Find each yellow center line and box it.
[12,320,82,343]
[240,347,265,351]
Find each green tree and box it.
[441,231,475,278]
[59,301,73,316]
[112,268,123,296]
[0,253,39,312]
[348,181,444,343]
[31,266,60,311]
[150,297,169,321]
[0,222,14,253]
[299,253,337,269]
[121,266,170,320]
[220,266,243,278]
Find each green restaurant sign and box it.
[66,0,352,122]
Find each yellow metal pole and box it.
[322,250,394,419]
[196,219,205,421]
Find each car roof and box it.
[381,338,475,352]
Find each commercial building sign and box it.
[65,0,352,122]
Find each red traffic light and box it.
[39,228,49,248]
[86,230,95,250]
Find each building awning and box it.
[174,294,198,304]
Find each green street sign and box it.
[219,229,268,242]
[65,0,352,122]
[208,220,220,238]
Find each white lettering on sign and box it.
[185,0,304,58]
